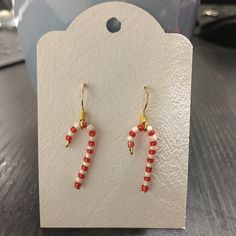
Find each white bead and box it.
[145,172,151,177]
[127,136,133,142]
[150,134,157,141]
[148,154,154,159]
[149,146,157,151]
[89,136,95,141]
[148,153,156,158]
[87,146,94,150]
[143,181,149,186]
[87,124,94,131]
[86,153,91,158]
[80,169,85,175]
[76,177,82,183]
[147,126,153,132]
[146,163,152,168]
[132,126,138,133]
[83,161,90,167]
[74,122,80,129]
[68,131,73,136]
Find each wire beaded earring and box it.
[65,83,97,190]
[127,86,158,193]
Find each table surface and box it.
[0,37,235,236]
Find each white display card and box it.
[38,2,192,228]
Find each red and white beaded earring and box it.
[127,86,158,193]
[65,83,96,190]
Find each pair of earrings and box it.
[65,84,157,193]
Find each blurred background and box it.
[0,1,235,236]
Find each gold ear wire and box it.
[143,86,149,115]
[80,83,86,128]
[140,86,149,130]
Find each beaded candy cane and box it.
[127,87,157,193]
[65,83,96,190]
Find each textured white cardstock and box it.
[37,2,192,228]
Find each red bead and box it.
[84,157,91,163]
[89,130,96,137]
[144,176,151,182]
[141,184,149,192]
[146,167,152,173]
[88,141,95,147]
[87,149,94,155]
[149,150,156,155]
[150,141,157,146]
[138,124,145,131]
[81,165,88,171]
[81,121,88,128]
[74,182,81,189]
[148,130,155,136]
[65,135,72,141]
[71,127,77,133]
[147,158,154,163]
[129,131,136,137]
[78,173,85,179]
[128,141,135,148]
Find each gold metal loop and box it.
[81,83,86,112]
[143,86,149,115]
[80,83,86,127]
[65,140,70,148]
[140,86,149,129]
[129,146,134,155]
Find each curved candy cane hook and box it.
[65,83,97,190]
[127,87,158,193]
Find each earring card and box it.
[37,2,192,228]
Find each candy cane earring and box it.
[65,83,97,190]
[127,86,157,193]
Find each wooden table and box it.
[0,37,235,236]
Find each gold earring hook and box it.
[80,83,86,128]
[65,83,87,148]
[128,86,150,154]
[140,86,149,130]
[143,86,149,115]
